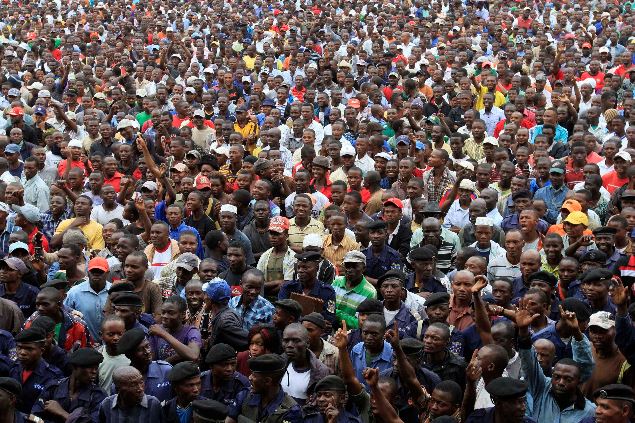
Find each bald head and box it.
[113,366,142,386]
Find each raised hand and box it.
[332,320,348,350]
[472,275,488,293]
[363,367,379,387]
[466,349,482,383]
[384,321,400,348]
[325,405,339,423]
[514,298,541,329]
[559,305,580,334]
[611,276,629,307]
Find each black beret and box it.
[593,384,635,403]
[581,268,613,284]
[592,226,618,236]
[168,361,201,383]
[562,297,592,322]
[108,282,135,294]
[356,298,383,314]
[400,338,424,355]
[205,343,237,365]
[111,292,143,308]
[579,249,607,264]
[117,328,146,356]
[68,348,104,367]
[367,220,387,231]
[408,247,435,261]
[528,271,558,287]
[0,377,21,396]
[15,327,46,343]
[31,315,56,333]
[377,269,406,286]
[295,251,322,262]
[301,312,326,329]
[425,292,450,308]
[248,353,287,373]
[274,299,302,319]
[485,377,528,399]
[192,399,228,421]
[512,190,531,201]
[314,375,346,392]
[42,279,69,290]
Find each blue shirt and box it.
[200,370,250,406]
[10,359,63,413]
[531,124,569,144]
[0,329,15,360]
[362,245,403,280]
[520,338,595,423]
[168,222,204,258]
[0,281,39,318]
[466,407,536,423]
[531,323,571,362]
[98,394,164,423]
[350,341,393,389]
[278,280,337,327]
[144,361,173,402]
[64,280,112,342]
[228,295,275,331]
[228,386,303,422]
[32,376,107,422]
[533,184,570,224]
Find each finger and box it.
[471,348,478,362]
[393,320,398,333]
[558,304,564,316]
[342,320,347,332]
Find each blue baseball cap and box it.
[415,141,425,151]
[396,135,410,146]
[205,281,231,302]
[4,144,20,155]
[34,105,46,116]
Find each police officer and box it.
[581,384,635,423]
[465,377,536,422]
[200,343,250,406]
[425,292,467,357]
[32,348,107,422]
[192,399,228,423]
[0,327,16,360]
[303,375,365,423]
[30,316,71,375]
[278,251,336,327]
[111,291,149,332]
[0,377,43,423]
[361,220,403,285]
[163,361,206,423]
[116,327,173,402]
[9,327,63,413]
[227,354,302,423]
[406,247,448,295]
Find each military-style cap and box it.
[485,377,528,399]
[301,312,326,329]
[592,226,618,236]
[108,282,135,294]
[511,190,531,201]
[367,220,387,231]
[295,251,322,262]
[425,292,450,308]
[581,268,613,284]
[314,375,346,392]
[377,269,406,286]
[15,327,46,343]
[0,377,21,396]
[528,271,558,287]
[343,250,366,265]
[400,338,424,355]
[42,279,69,290]
[422,202,442,214]
[562,297,592,322]
[356,298,383,314]
[111,292,144,308]
[274,299,303,319]
[68,348,104,367]
[167,361,201,383]
[579,250,607,264]
[312,156,331,168]
[248,353,287,373]
[205,343,237,365]
[408,246,435,261]
[192,399,228,421]
[31,315,56,333]
[593,384,635,403]
[117,328,146,355]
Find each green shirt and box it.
[136,111,152,126]
[332,276,377,329]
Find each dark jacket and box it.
[32,377,107,423]
[200,370,250,406]
[209,306,249,352]
[423,349,467,389]
[162,395,207,423]
[281,350,331,405]
[371,214,413,259]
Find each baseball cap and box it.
[34,105,46,116]
[195,175,212,190]
[141,181,158,192]
[348,98,361,108]
[220,204,237,215]
[383,198,403,209]
[269,216,290,233]
[175,253,200,272]
[193,109,205,118]
[171,163,188,173]
[340,144,356,157]
[459,179,477,192]
[0,257,28,274]
[561,199,582,213]
[589,311,615,330]
[302,233,323,249]
[8,242,29,254]
[563,211,589,226]
[343,251,366,265]
[38,90,51,98]
[88,257,109,272]
[8,107,23,117]
[11,204,40,223]
[615,151,632,163]
[205,281,231,302]
[4,144,20,155]
[7,88,19,97]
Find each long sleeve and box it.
[616,314,635,364]
[572,335,594,383]
[519,340,549,400]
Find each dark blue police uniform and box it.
[362,245,403,280]
[32,376,107,422]
[278,279,336,326]
[0,282,39,318]
[200,370,250,406]
[10,359,63,413]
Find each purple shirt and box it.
[149,325,202,361]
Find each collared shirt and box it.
[278,279,337,326]
[228,386,303,423]
[200,369,250,406]
[443,199,470,229]
[530,123,569,144]
[362,244,403,280]
[40,207,72,241]
[64,280,112,342]
[0,282,39,318]
[0,220,17,257]
[464,137,485,161]
[481,106,506,135]
[256,247,297,283]
[288,218,324,251]
[318,340,340,375]
[448,296,474,331]
[22,174,50,211]
[32,376,106,422]
[533,184,570,224]
[10,359,64,413]
[323,234,360,273]
[228,295,275,331]
[142,360,172,402]
[98,394,164,423]
[488,254,521,282]
[350,341,393,388]
[54,218,105,250]
[423,167,456,204]
[332,276,377,329]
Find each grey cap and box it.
[343,250,366,265]
[175,253,200,271]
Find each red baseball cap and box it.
[582,42,592,49]
[269,216,290,233]
[383,197,403,209]
[195,174,212,190]
[348,98,361,109]
[88,257,109,272]
[8,107,24,117]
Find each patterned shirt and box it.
[464,137,486,161]
[423,167,457,204]
[332,275,377,329]
[323,234,360,274]
[228,294,275,331]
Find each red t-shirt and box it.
[104,171,123,192]
[602,170,629,194]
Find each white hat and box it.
[203,67,215,74]
[215,145,229,156]
[193,109,205,118]
[220,204,238,215]
[455,160,475,172]
[186,76,200,85]
[483,137,499,146]
[67,139,83,149]
[303,233,323,249]
[340,144,356,157]
[184,87,196,94]
[141,181,158,191]
[136,88,147,98]
[475,217,493,227]
[170,53,182,60]
[578,78,597,89]
[338,60,352,69]
[117,119,135,130]
[66,111,77,120]
[27,82,43,90]
[615,151,632,163]
[459,179,477,192]
[38,90,51,98]
[375,152,392,161]
[589,311,615,329]
[599,46,610,54]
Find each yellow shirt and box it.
[288,218,324,251]
[323,234,360,274]
[243,55,256,70]
[474,85,506,111]
[55,218,105,250]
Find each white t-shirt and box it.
[90,204,130,226]
[282,363,310,400]
[150,244,173,279]
[384,308,399,326]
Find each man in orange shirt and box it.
[602,151,631,194]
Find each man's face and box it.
[551,363,580,398]
[594,397,630,423]
[124,256,146,282]
[452,272,474,303]
[282,327,307,361]
[423,326,447,354]
[17,342,43,367]
[582,279,609,304]
[361,321,384,351]
[175,376,202,403]
[227,247,246,271]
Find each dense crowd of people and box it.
[2,0,635,422]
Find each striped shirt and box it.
[332,276,377,330]
[288,218,324,251]
[323,234,360,274]
[487,254,521,282]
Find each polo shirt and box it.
[332,276,377,329]
[64,280,112,342]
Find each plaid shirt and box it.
[423,168,456,204]
[228,294,275,331]
[40,207,72,241]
